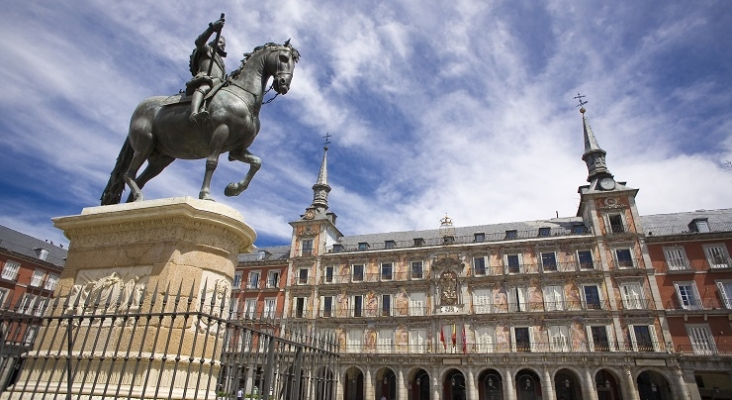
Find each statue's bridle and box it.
[262,48,294,104]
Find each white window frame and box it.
[1,260,20,281]
[473,256,487,276]
[34,297,48,317]
[411,261,423,280]
[297,268,309,285]
[508,287,528,312]
[686,324,716,355]
[540,251,558,272]
[380,262,393,281]
[347,329,363,354]
[511,326,534,352]
[409,329,426,353]
[577,249,594,269]
[629,324,660,352]
[674,281,702,310]
[293,296,308,318]
[543,285,564,311]
[606,213,625,234]
[473,288,492,314]
[244,299,257,319]
[548,325,571,352]
[267,270,280,288]
[505,253,523,274]
[704,244,731,269]
[475,326,495,353]
[586,325,615,352]
[18,294,37,315]
[30,270,45,287]
[620,282,645,310]
[0,287,9,308]
[320,295,334,318]
[23,326,38,346]
[614,247,635,269]
[663,246,690,271]
[409,292,425,316]
[233,271,242,289]
[44,274,59,291]
[378,329,393,353]
[351,264,365,282]
[263,298,276,318]
[716,281,732,309]
[248,270,261,289]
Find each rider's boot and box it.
[189,89,209,123]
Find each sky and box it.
[1,1,731,249]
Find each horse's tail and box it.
[100,138,133,205]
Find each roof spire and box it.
[575,94,613,184]
[310,134,332,210]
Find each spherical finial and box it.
[580,107,586,114]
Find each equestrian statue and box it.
[101,15,300,205]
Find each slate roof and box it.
[0,225,67,267]
[238,245,291,263]
[640,208,732,236]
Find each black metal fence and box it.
[0,283,338,400]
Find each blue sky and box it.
[1,1,731,248]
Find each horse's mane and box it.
[229,41,300,80]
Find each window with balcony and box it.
[323,266,333,284]
[513,327,532,352]
[378,329,393,353]
[294,297,307,318]
[620,282,645,310]
[321,296,334,317]
[34,297,48,317]
[301,239,313,256]
[17,294,36,315]
[352,264,364,282]
[473,256,486,276]
[506,254,521,274]
[543,285,564,311]
[244,299,257,319]
[30,270,45,287]
[582,285,602,310]
[717,281,732,309]
[44,274,59,291]
[411,261,423,279]
[233,272,242,289]
[704,244,731,269]
[347,329,363,353]
[264,298,276,318]
[508,287,528,312]
[267,271,280,288]
[577,250,594,269]
[409,329,427,353]
[23,326,38,346]
[686,324,716,355]
[541,252,557,272]
[409,292,425,316]
[297,268,308,285]
[475,326,495,353]
[615,248,634,268]
[1,260,20,281]
[587,325,612,352]
[381,294,392,316]
[629,325,658,352]
[664,246,690,271]
[608,214,624,233]
[384,240,396,249]
[549,325,570,352]
[674,282,701,309]
[473,289,491,314]
[352,295,363,317]
[248,271,261,288]
[381,263,393,281]
[0,287,9,308]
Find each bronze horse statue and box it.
[101,41,300,205]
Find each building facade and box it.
[0,226,66,390]
[230,107,732,400]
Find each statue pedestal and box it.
[3,197,254,400]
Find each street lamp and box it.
[651,383,657,392]
[384,376,388,385]
[565,379,570,388]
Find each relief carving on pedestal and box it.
[67,267,151,314]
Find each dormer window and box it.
[358,242,370,251]
[332,244,343,253]
[385,240,396,249]
[572,225,587,234]
[689,218,710,233]
[443,236,455,244]
[474,233,485,243]
[538,227,551,237]
[505,230,518,240]
[413,238,424,247]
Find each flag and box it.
[452,324,457,347]
[461,325,467,354]
[440,326,446,350]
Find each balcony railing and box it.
[675,344,732,356]
[330,226,593,253]
[665,297,730,311]
[340,340,664,355]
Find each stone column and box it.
[335,374,344,400]
[366,369,374,400]
[398,369,407,400]
[623,366,640,400]
[2,197,255,400]
[582,368,599,400]
[542,368,554,400]
[466,369,478,400]
[432,374,440,400]
[504,368,516,400]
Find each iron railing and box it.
[339,341,667,354]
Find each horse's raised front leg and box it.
[225,147,261,197]
[200,124,230,201]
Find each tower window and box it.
[608,214,624,233]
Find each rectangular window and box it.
[505,230,518,240]
[506,254,521,274]
[513,327,531,352]
[704,244,731,269]
[717,281,732,309]
[687,325,716,355]
[268,271,280,288]
[409,292,425,316]
[588,326,612,352]
[543,285,564,311]
[44,274,59,291]
[294,297,306,318]
[664,246,690,271]
[352,264,364,282]
[321,296,334,317]
[690,219,711,233]
[381,294,392,317]
[378,329,393,353]
[508,287,527,312]
[674,282,701,309]
[629,325,658,352]
[301,239,313,256]
[347,329,364,353]
[1,260,20,281]
[353,295,363,317]
[409,329,426,353]
[30,270,45,287]
[385,240,396,249]
[615,248,634,268]
[474,233,485,242]
[17,294,36,314]
[475,327,495,353]
[473,289,491,314]
[411,261,423,279]
[608,214,624,233]
[358,242,369,251]
[233,272,242,289]
[248,271,260,288]
[578,250,594,269]
[332,244,343,253]
[324,266,333,284]
[413,238,424,247]
[381,263,393,281]
[263,298,276,318]
[620,282,645,310]
[538,227,551,237]
[244,299,257,319]
[298,268,308,285]
[34,297,48,317]
[541,252,557,272]
[0,288,9,308]
[473,257,486,276]
[583,285,602,310]
[549,325,570,352]
[572,224,587,234]
[23,326,38,346]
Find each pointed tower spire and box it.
[575,94,614,186]
[310,134,332,210]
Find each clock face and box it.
[599,178,615,190]
[304,210,315,220]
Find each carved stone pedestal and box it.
[3,197,254,400]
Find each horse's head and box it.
[267,39,300,95]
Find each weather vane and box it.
[574,93,588,113]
